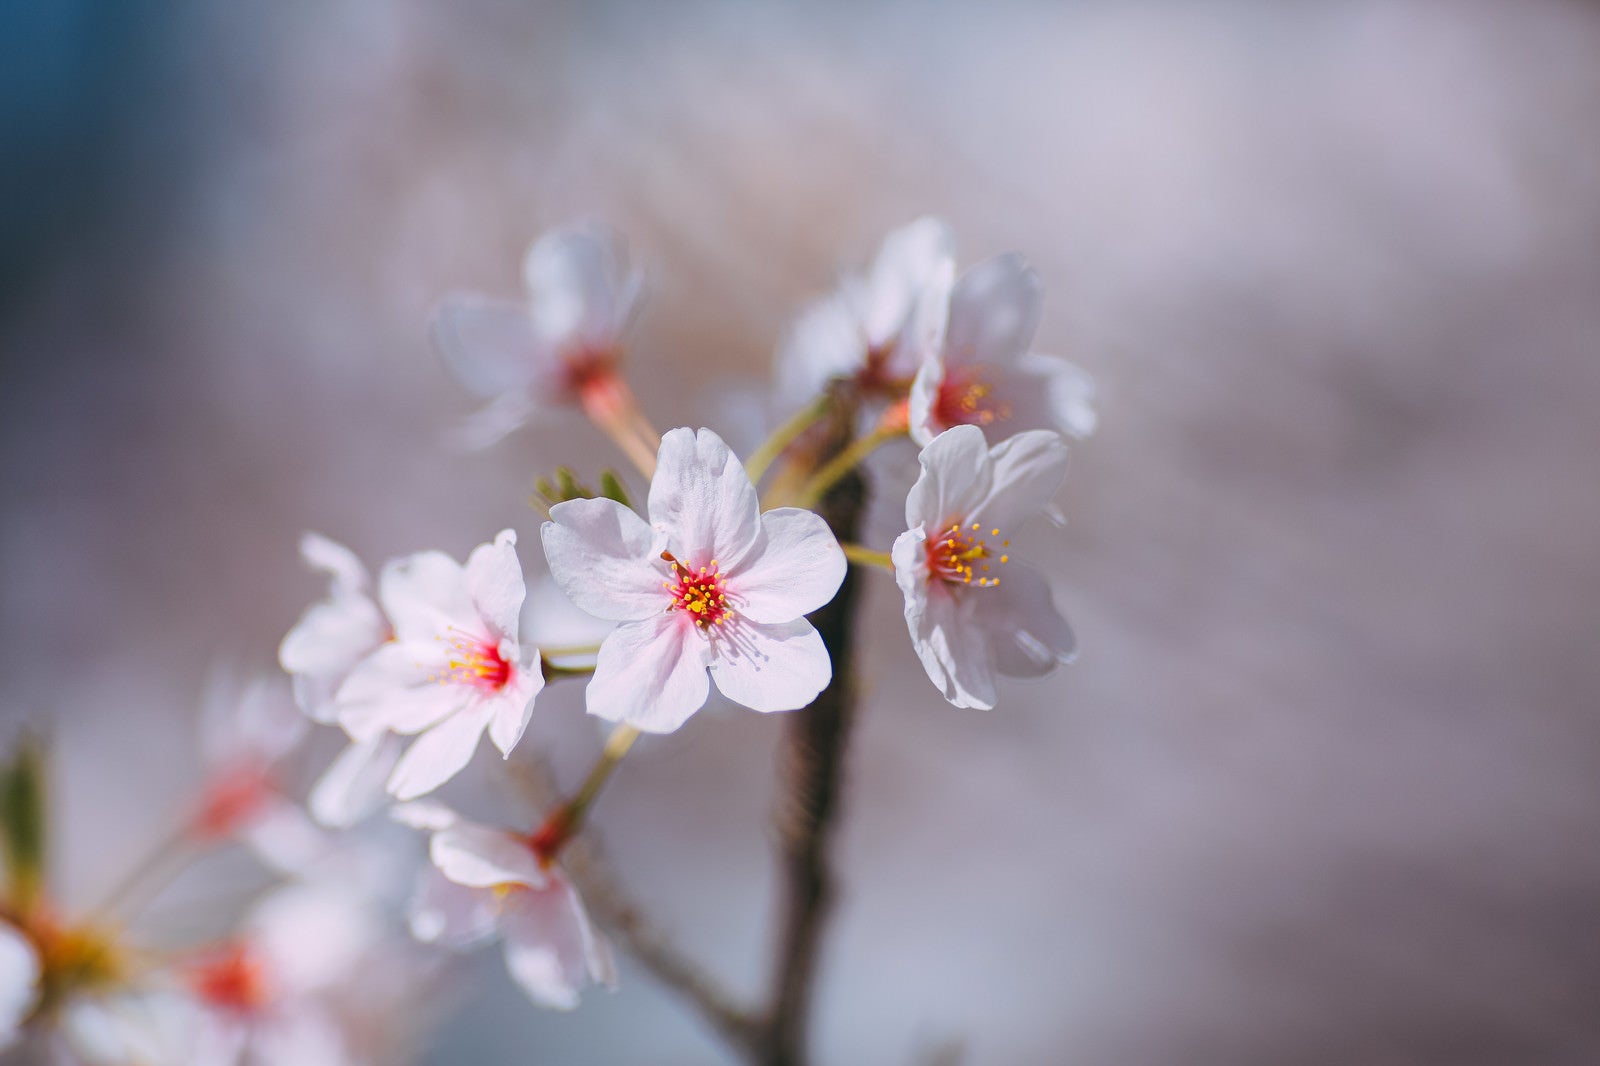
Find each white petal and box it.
[486,659,542,757]
[1016,352,1098,440]
[647,428,762,570]
[299,533,369,596]
[500,876,609,1010]
[907,351,945,446]
[309,735,403,828]
[386,710,491,801]
[450,391,538,451]
[708,619,831,713]
[241,796,330,875]
[464,529,525,642]
[973,563,1077,677]
[430,293,558,399]
[390,799,459,831]
[408,870,497,948]
[944,253,1041,368]
[431,823,545,889]
[904,425,994,530]
[0,921,38,1043]
[893,536,997,710]
[378,550,481,644]
[863,216,955,348]
[201,673,306,766]
[586,614,710,734]
[334,643,458,740]
[730,508,846,624]
[249,882,378,995]
[541,499,664,622]
[523,223,638,349]
[775,293,867,406]
[971,429,1070,534]
[278,594,386,681]
[905,256,958,445]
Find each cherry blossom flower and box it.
[776,217,955,408]
[431,222,643,449]
[393,802,614,1010]
[907,253,1097,447]
[541,428,846,733]
[192,674,326,873]
[0,920,38,1050]
[891,425,1078,709]
[278,534,403,828]
[334,530,543,801]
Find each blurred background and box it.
[4,0,1600,1062]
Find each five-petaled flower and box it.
[776,217,954,408]
[334,530,543,801]
[394,802,615,1011]
[907,253,1097,447]
[541,427,847,734]
[892,425,1078,709]
[431,222,643,449]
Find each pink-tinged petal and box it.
[523,223,639,349]
[278,593,386,682]
[775,292,867,407]
[1015,352,1097,440]
[486,659,542,757]
[904,257,957,445]
[249,883,379,995]
[647,428,762,570]
[500,876,612,1010]
[542,498,664,622]
[708,618,831,713]
[586,614,710,734]
[970,430,1070,534]
[299,533,369,597]
[409,871,497,948]
[431,823,545,890]
[904,425,994,530]
[251,1007,348,1066]
[390,799,458,831]
[378,550,481,643]
[892,527,932,611]
[972,563,1077,677]
[464,529,525,643]
[431,293,561,399]
[335,643,457,740]
[914,583,998,710]
[309,735,403,829]
[451,392,538,451]
[0,921,39,1044]
[201,673,306,766]
[863,216,955,349]
[907,353,946,446]
[944,253,1041,369]
[731,508,846,623]
[241,796,330,875]
[386,710,491,801]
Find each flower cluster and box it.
[0,217,1092,1060]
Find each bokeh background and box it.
[4,1,1600,1063]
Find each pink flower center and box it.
[189,942,273,1015]
[935,368,1011,429]
[928,521,1009,588]
[661,551,734,628]
[437,629,514,692]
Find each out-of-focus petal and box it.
[335,644,457,740]
[775,293,867,408]
[944,253,1042,369]
[386,710,491,801]
[731,508,846,624]
[378,551,482,644]
[408,871,497,949]
[0,921,38,1048]
[541,499,663,622]
[863,216,955,349]
[647,428,762,571]
[586,614,709,734]
[430,824,545,890]
[430,293,554,399]
[972,564,1077,677]
[500,877,611,1010]
[310,735,403,829]
[707,619,831,713]
[523,223,638,350]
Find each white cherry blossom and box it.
[335,530,543,801]
[892,425,1078,709]
[541,428,846,734]
[776,217,955,408]
[431,222,642,448]
[393,802,614,1010]
[0,920,38,1050]
[907,253,1097,446]
[278,534,402,828]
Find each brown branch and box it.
[755,383,867,1066]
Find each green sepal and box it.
[0,734,47,913]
